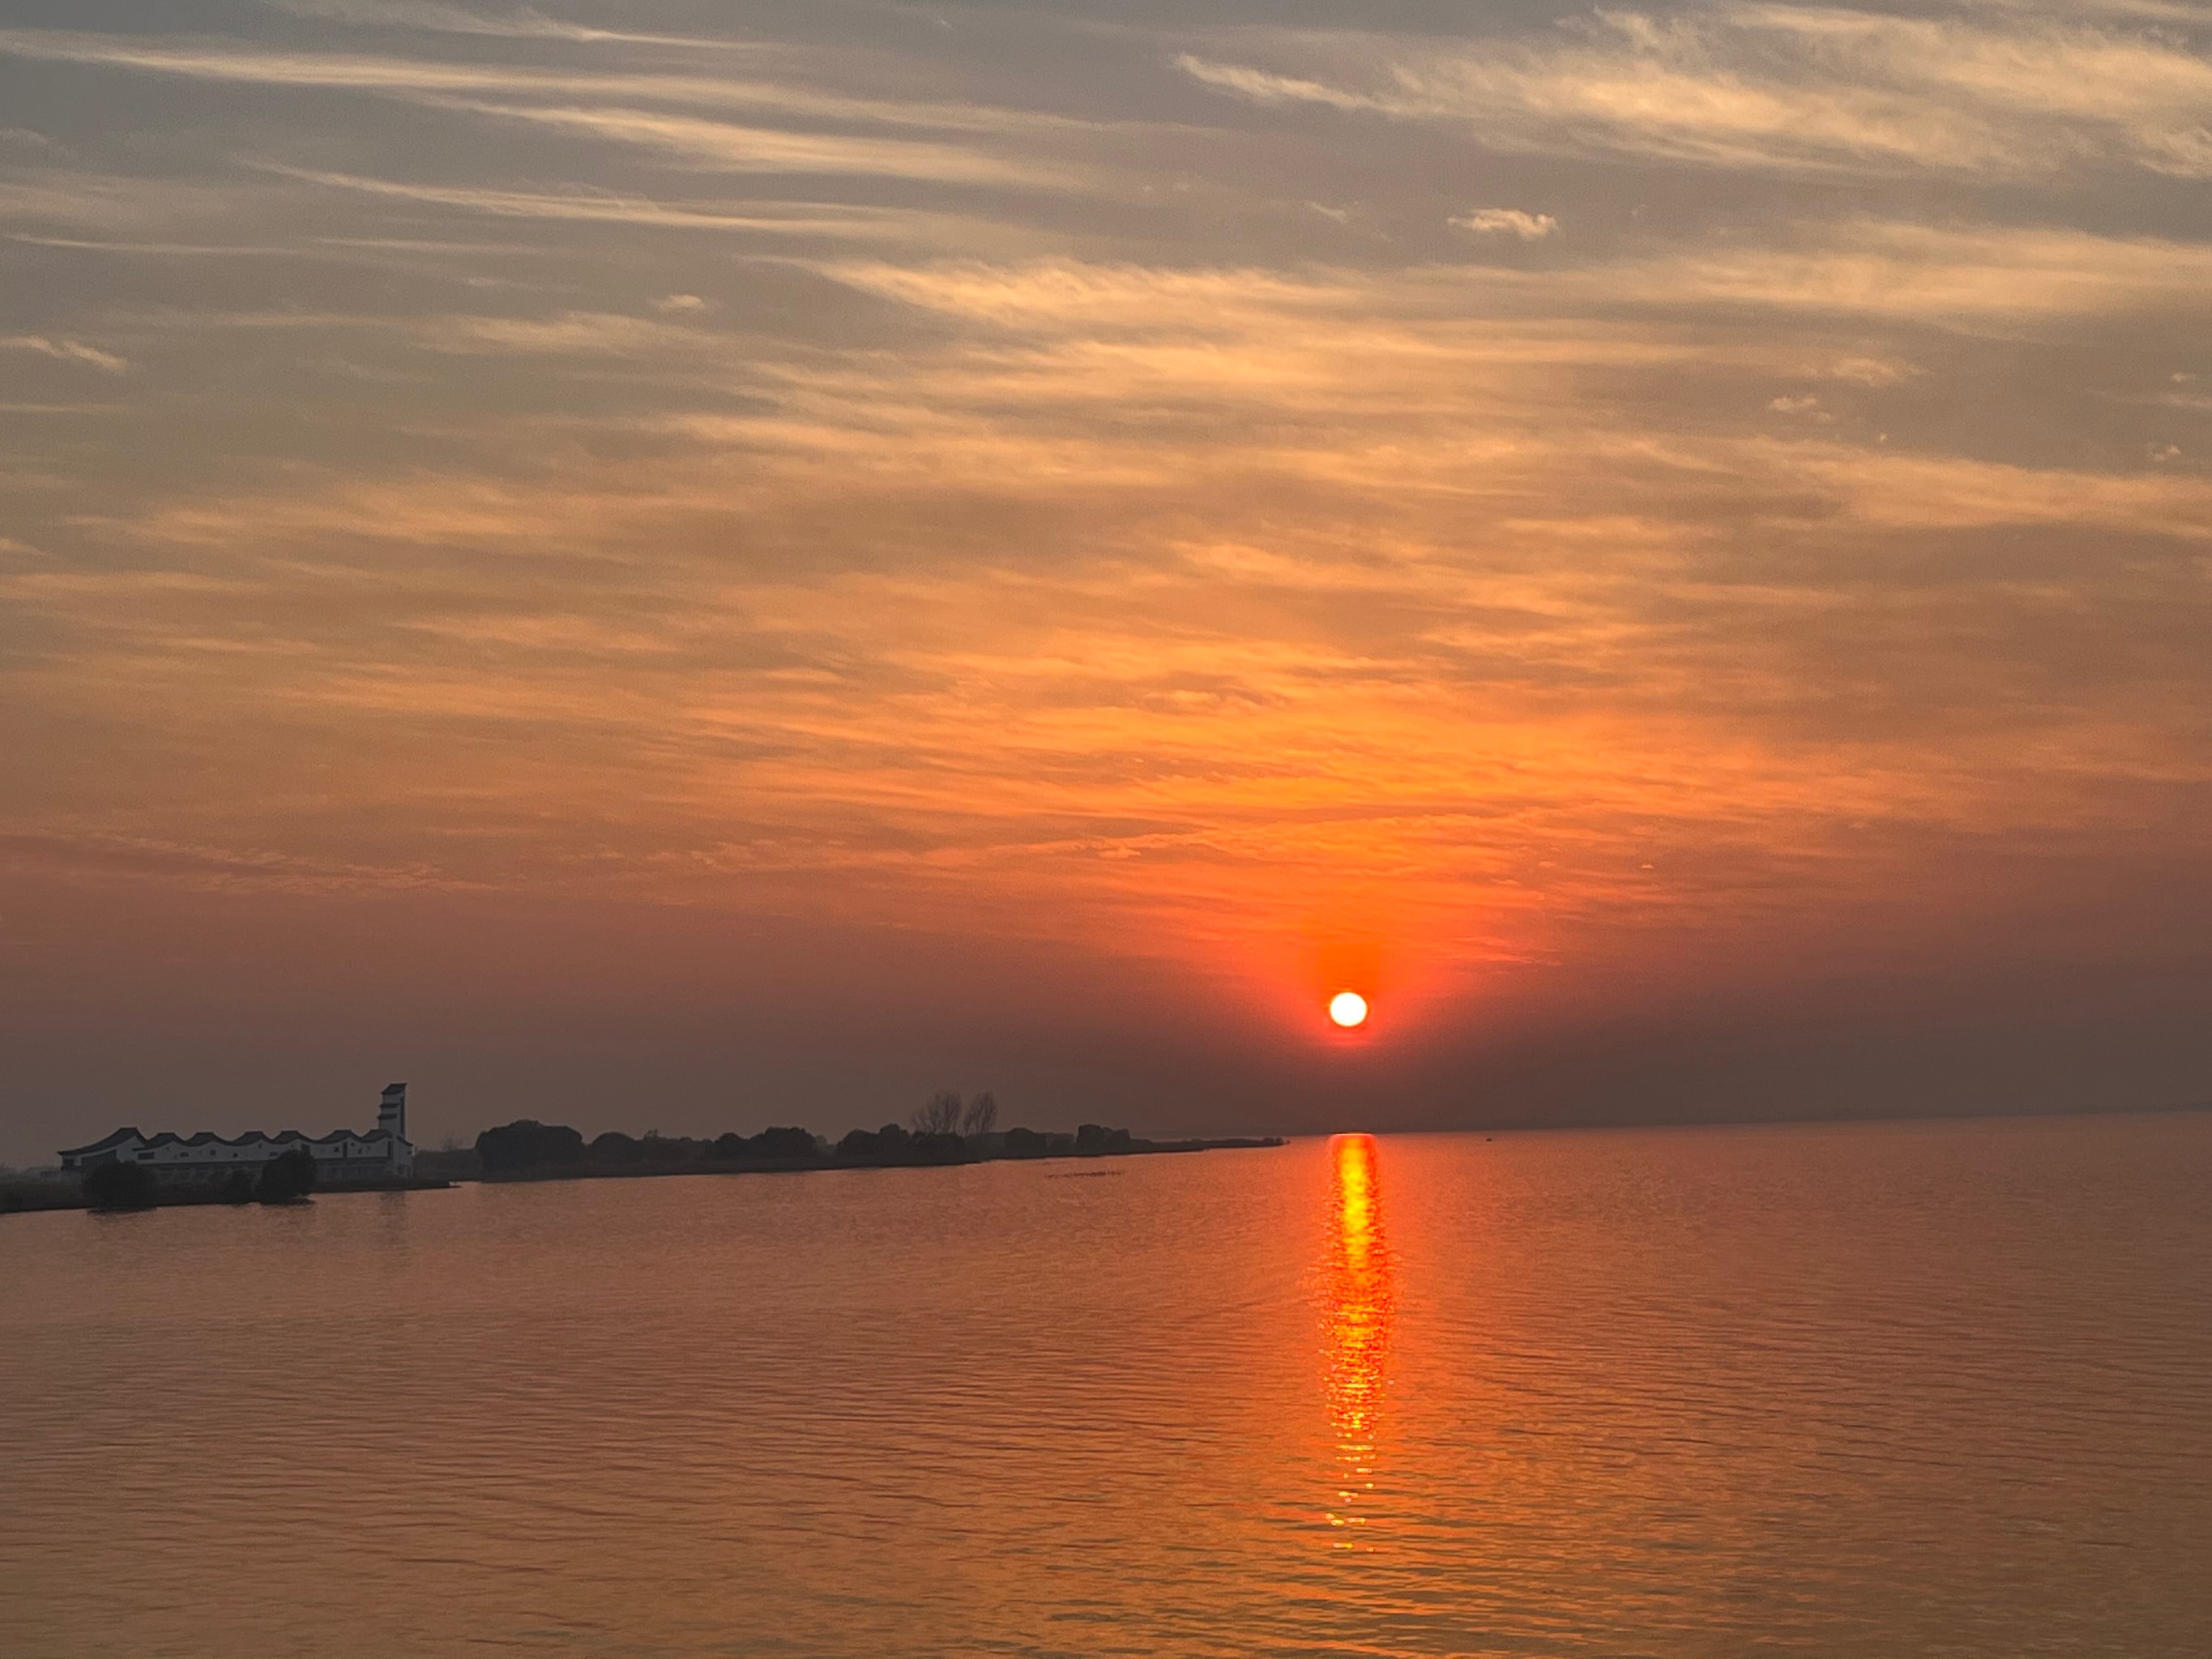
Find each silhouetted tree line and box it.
[473,1093,1151,1176]
[907,1090,999,1137]
[715,1125,818,1162]
[475,1120,828,1175]
[476,1120,587,1171]
[587,1128,810,1166]
[254,1149,320,1202]
[835,1123,967,1164]
[83,1146,318,1210]
[83,1159,156,1210]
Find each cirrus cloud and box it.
[1176,5,2212,181]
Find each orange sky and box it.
[3,0,2210,1158]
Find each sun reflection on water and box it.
[1322,1133,1396,1546]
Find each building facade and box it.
[59,1085,415,1186]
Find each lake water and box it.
[5,1114,2210,1657]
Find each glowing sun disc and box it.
[1329,992,1369,1029]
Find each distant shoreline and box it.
[459,1114,1286,1188]
[473,1136,1286,1185]
[1,1137,1286,1217]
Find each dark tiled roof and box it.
[58,1127,144,1157]
[62,1125,400,1156]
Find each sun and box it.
[1328,991,1369,1029]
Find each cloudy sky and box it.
[3,0,2209,1158]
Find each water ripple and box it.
[3,1118,2210,1656]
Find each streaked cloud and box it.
[258,0,737,48]
[253,164,1035,241]
[419,100,1080,187]
[0,28,1144,139]
[1176,5,2212,180]
[0,335,129,373]
[1578,220,2212,319]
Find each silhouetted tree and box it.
[84,1159,157,1210]
[476,1120,587,1174]
[752,1126,818,1161]
[1001,1127,1047,1158]
[839,1124,924,1163]
[961,1092,999,1137]
[589,1131,646,1164]
[220,1168,256,1205]
[910,1091,964,1137]
[256,1149,318,1202]
[1075,1124,1135,1155]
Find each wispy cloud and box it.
[1595,220,2212,320]
[0,175,256,236]
[824,215,2212,340]
[254,163,983,238]
[0,29,1116,203]
[1176,5,2212,180]
[421,100,1079,188]
[258,0,743,49]
[0,335,129,373]
[0,29,1139,139]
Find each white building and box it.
[59,1085,415,1186]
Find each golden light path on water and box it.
[1323,1132,1396,1546]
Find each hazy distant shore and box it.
[452,1114,1282,1187]
[455,1111,1287,1187]
[1,1124,1283,1216]
[470,1135,1287,1185]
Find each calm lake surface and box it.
[5,1114,2210,1657]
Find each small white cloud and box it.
[2149,441,2181,462]
[1768,394,1822,414]
[0,335,129,373]
[1819,356,1919,387]
[655,293,708,315]
[1304,201,1350,224]
[1450,207,1558,240]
